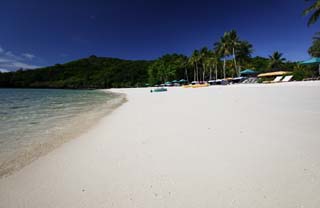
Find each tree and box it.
[228,30,241,76]
[309,32,320,57]
[268,51,286,70]
[247,56,269,72]
[236,41,253,70]
[293,64,313,80]
[303,0,320,26]
[200,47,211,81]
[309,39,320,57]
[147,54,188,85]
[0,57,151,89]
[214,34,231,79]
[189,50,201,81]
[213,52,221,80]
[214,30,252,78]
[206,51,221,80]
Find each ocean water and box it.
[0,88,125,177]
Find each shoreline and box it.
[0,90,127,178]
[1,82,320,207]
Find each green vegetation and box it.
[268,51,286,70]
[0,56,152,89]
[214,30,253,78]
[147,54,188,85]
[309,32,320,57]
[293,64,314,80]
[0,30,301,89]
[219,31,253,76]
[147,30,296,85]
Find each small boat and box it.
[191,83,209,88]
[182,85,192,88]
[183,81,209,88]
[150,88,168,93]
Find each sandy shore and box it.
[1,82,320,207]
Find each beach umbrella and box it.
[164,81,172,86]
[179,79,187,83]
[300,57,320,75]
[240,69,257,76]
[172,80,179,83]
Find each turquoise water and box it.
[0,89,124,176]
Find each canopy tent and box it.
[300,57,320,75]
[300,57,320,64]
[240,69,257,76]
[258,71,292,78]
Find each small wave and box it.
[0,89,126,178]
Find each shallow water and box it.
[0,88,125,176]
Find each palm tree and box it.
[308,32,320,57]
[228,30,241,77]
[303,0,320,26]
[182,59,190,82]
[268,51,286,70]
[189,50,201,81]
[204,58,213,80]
[200,47,210,81]
[214,30,254,78]
[309,39,320,57]
[214,34,231,79]
[203,50,217,81]
[188,54,195,81]
[209,51,221,80]
[236,41,253,70]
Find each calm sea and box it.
[0,88,124,177]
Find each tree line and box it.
[0,38,315,89]
[147,30,313,85]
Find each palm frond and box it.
[303,3,318,16]
[307,7,320,26]
[303,0,320,26]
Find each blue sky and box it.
[0,0,319,72]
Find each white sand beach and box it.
[1,82,320,208]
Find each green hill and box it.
[0,55,152,89]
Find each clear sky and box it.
[0,0,319,72]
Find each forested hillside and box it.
[0,56,152,89]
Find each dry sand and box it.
[0,81,320,208]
